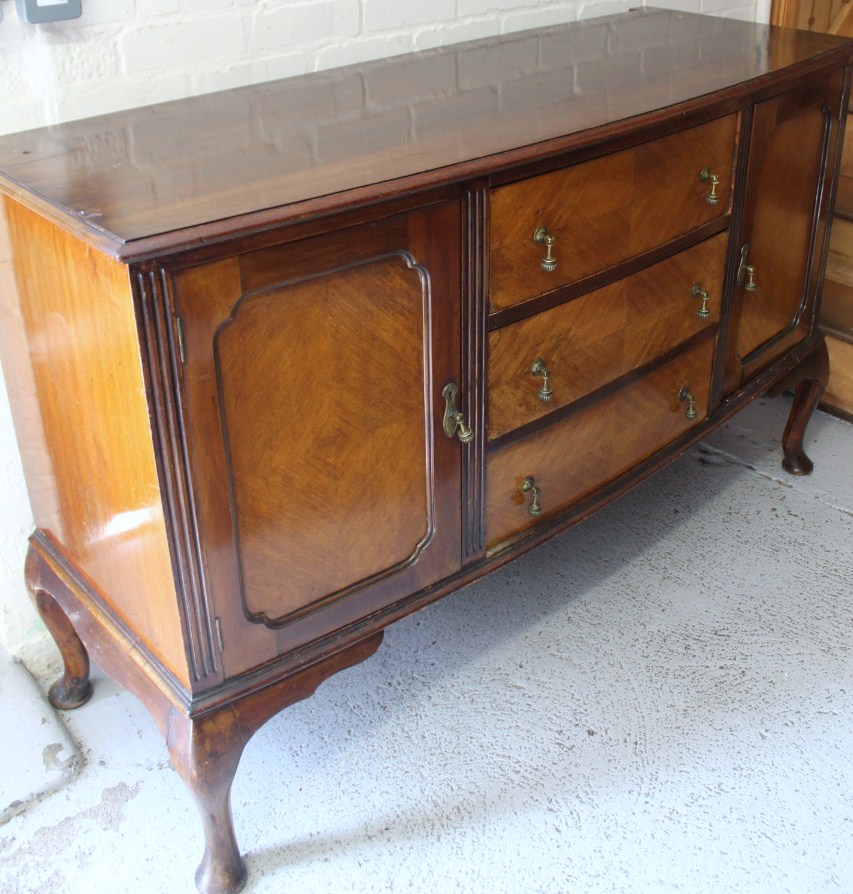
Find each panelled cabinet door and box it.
[726,72,845,389]
[170,203,463,678]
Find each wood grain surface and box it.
[485,336,715,550]
[173,203,463,675]
[217,255,434,623]
[0,10,849,258]
[729,74,844,381]
[735,90,825,358]
[0,15,847,894]
[825,335,853,414]
[0,198,189,685]
[488,233,727,438]
[489,115,736,310]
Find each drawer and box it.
[488,233,727,439]
[490,114,737,311]
[485,336,715,550]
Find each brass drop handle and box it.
[699,167,720,206]
[521,476,543,516]
[679,386,698,420]
[441,383,474,443]
[533,226,557,272]
[736,243,757,293]
[530,359,553,402]
[691,283,710,319]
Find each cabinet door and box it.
[171,203,463,677]
[726,73,845,389]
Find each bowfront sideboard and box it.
[0,10,849,893]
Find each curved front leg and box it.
[167,707,248,894]
[25,543,93,709]
[22,533,384,893]
[165,631,384,894]
[778,339,830,476]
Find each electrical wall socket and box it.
[15,0,82,23]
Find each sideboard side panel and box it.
[0,198,190,688]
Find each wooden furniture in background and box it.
[0,10,850,894]
[771,0,853,33]
[773,0,853,415]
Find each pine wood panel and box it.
[795,0,850,32]
[772,0,801,27]
[825,216,853,287]
[840,120,853,180]
[485,337,715,550]
[821,277,853,333]
[826,164,853,409]
[489,114,736,311]
[825,334,853,414]
[488,233,726,438]
[0,198,189,686]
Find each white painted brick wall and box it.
[0,0,761,138]
[0,0,760,664]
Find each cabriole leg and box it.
[22,534,384,893]
[777,339,830,476]
[166,707,248,894]
[25,543,93,709]
[165,632,382,894]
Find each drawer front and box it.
[490,114,737,311]
[488,233,726,439]
[485,337,715,550]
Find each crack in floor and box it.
[695,442,853,518]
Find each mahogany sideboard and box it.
[0,10,850,893]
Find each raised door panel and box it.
[728,73,844,386]
[172,204,462,677]
[218,256,435,622]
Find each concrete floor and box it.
[1,396,851,894]
[0,644,79,824]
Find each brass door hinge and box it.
[215,617,224,654]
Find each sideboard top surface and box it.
[0,8,850,259]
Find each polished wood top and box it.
[0,9,850,259]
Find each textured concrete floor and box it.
[0,396,851,894]
[0,645,80,824]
